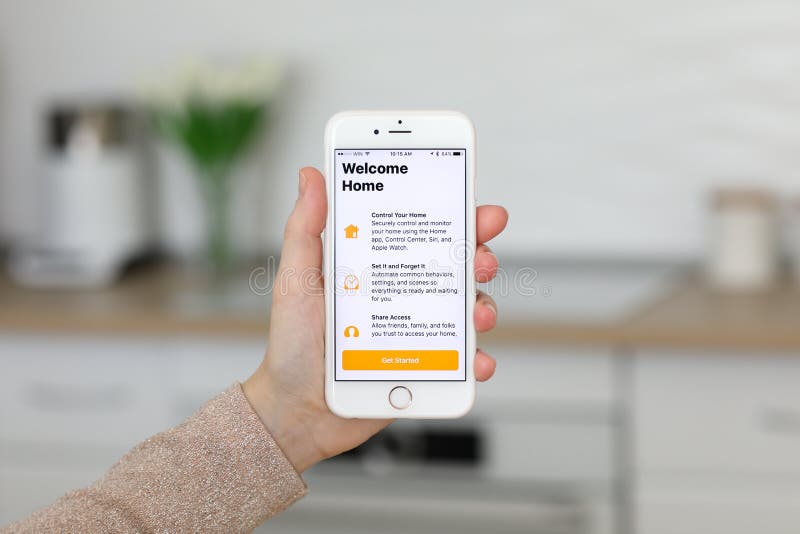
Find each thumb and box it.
[277,167,327,286]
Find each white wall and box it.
[2,0,800,258]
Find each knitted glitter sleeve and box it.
[3,383,307,533]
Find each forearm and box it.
[3,384,306,533]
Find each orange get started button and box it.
[343,350,459,371]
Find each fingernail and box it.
[485,300,497,316]
[298,170,308,197]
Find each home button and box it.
[388,386,412,410]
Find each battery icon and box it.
[452,151,461,156]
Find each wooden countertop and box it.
[0,264,270,338]
[622,276,800,351]
[2,263,799,350]
[484,275,800,351]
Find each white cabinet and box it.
[478,345,615,407]
[0,335,173,446]
[164,336,265,419]
[0,333,266,526]
[264,474,585,534]
[476,346,618,534]
[477,346,616,484]
[637,474,800,534]
[0,336,618,534]
[633,350,800,534]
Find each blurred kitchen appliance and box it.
[707,188,778,292]
[9,102,150,287]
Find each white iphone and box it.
[324,110,477,418]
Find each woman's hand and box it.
[243,167,508,472]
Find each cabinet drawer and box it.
[635,351,800,476]
[165,337,264,419]
[478,346,615,407]
[637,474,800,534]
[484,420,614,482]
[0,335,172,446]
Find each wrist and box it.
[242,373,323,473]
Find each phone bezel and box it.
[324,110,477,419]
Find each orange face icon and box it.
[343,274,359,290]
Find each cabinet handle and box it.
[758,407,800,436]
[24,382,132,412]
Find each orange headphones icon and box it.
[344,325,360,338]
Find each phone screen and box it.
[333,148,467,381]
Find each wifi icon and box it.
[365,151,370,155]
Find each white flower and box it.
[140,57,284,109]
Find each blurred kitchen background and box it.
[2,1,800,533]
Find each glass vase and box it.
[197,165,235,278]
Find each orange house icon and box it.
[344,224,359,239]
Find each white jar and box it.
[707,189,778,292]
